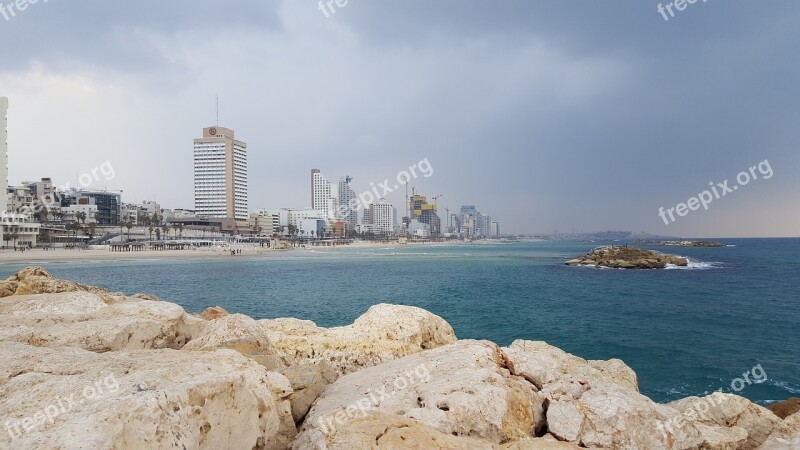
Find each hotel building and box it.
[311,169,339,220]
[368,199,395,234]
[193,126,248,221]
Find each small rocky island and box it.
[566,245,689,269]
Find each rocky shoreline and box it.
[566,245,689,269]
[0,267,797,449]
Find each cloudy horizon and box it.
[1,1,798,237]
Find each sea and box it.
[1,238,798,406]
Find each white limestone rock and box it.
[260,303,457,376]
[0,342,293,449]
[297,340,545,447]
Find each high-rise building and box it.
[311,169,339,220]
[410,193,440,235]
[338,176,357,225]
[491,221,501,237]
[0,97,7,211]
[193,126,248,220]
[368,199,395,234]
[479,214,492,238]
[1,98,41,247]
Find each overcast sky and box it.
[1,1,798,237]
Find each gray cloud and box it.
[1,0,798,237]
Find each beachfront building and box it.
[0,213,40,248]
[249,210,280,235]
[61,204,99,224]
[491,221,501,237]
[479,214,492,238]
[6,178,60,221]
[408,219,430,238]
[409,192,441,236]
[0,97,7,213]
[0,97,41,247]
[121,201,163,226]
[453,205,500,238]
[193,126,248,221]
[338,176,357,226]
[173,209,197,219]
[311,169,339,221]
[60,189,121,225]
[367,200,395,235]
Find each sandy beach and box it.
[0,240,485,265]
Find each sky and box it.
[0,0,798,237]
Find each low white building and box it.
[0,213,40,248]
[249,211,280,235]
[62,205,99,224]
[408,219,430,238]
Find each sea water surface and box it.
[2,238,798,405]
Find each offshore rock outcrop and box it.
[566,245,689,269]
[0,267,793,449]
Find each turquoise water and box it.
[2,239,798,405]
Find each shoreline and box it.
[0,240,506,265]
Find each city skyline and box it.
[1,2,798,237]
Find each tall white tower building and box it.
[338,176,357,225]
[311,169,339,220]
[1,97,40,247]
[193,126,248,220]
[1,97,8,210]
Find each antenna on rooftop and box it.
[215,96,219,126]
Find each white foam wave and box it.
[770,380,800,395]
[665,257,721,270]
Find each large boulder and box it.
[504,340,744,449]
[544,380,710,449]
[760,411,800,449]
[0,267,115,302]
[260,303,457,376]
[767,398,800,420]
[279,360,339,422]
[669,392,781,448]
[0,291,201,351]
[297,340,545,447]
[183,313,285,370]
[503,340,639,391]
[0,342,293,449]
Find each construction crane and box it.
[432,194,443,209]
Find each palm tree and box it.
[9,230,20,249]
[161,225,169,240]
[66,223,80,245]
[75,211,87,225]
[124,220,134,242]
[148,226,154,241]
[3,228,12,248]
[87,223,97,240]
[177,224,184,239]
